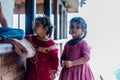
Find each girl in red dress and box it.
[25,16,59,80]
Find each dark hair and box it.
[35,15,54,38]
[70,17,87,39]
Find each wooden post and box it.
[25,0,36,34]
[53,0,59,40]
[63,10,67,38]
[44,0,51,17]
[59,5,63,39]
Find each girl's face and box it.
[32,20,48,39]
[69,22,83,38]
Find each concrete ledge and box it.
[0,43,26,80]
[0,43,13,55]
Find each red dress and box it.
[25,35,59,80]
[59,39,94,80]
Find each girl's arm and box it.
[60,43,67,68]
[50,48,59,72]
[50,44,59,79]
[50,49,59,80]
[65,58,87,68]
[0,2,8,27]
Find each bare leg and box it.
[0,2,8,27]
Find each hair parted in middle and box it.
[70,17,87,39]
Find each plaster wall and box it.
[0,0,14,27]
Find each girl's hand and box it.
[50,71,56,80]
[61,60,65,68]
[65,61,74,68]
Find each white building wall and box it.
[67,0,120,80]
[78,0,120,80]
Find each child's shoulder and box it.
[80,39,91,49]
[25,34,35,39]
[48,39,56,45]
[80,39,87,43]
[78,39,89,46]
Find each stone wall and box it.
[0,43,26,80]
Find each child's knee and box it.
[18,29,25,39]
[20,29,24,35]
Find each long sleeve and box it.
[50,48,59,72]
[61,44,67,61]
[80,40,91,62]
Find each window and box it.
[13,14,25,31]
